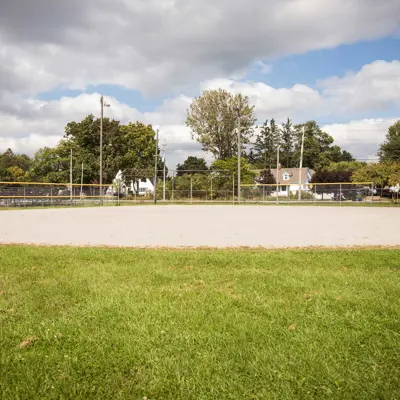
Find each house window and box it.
[283,172,290,181]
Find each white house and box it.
[106,170,155,196]
[269,167,315,196]
[129,178,155,196]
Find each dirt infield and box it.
[0,205,399,248]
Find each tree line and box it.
[1,89,399,190]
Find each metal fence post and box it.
[340,183,342,206]
[23,187,26,207]
[190,176,193,204]
[314,184,317,205]
[118,182,120,206]
[210,176,213,204]
[371,183,374,206]
[232,174,235,205]
[171,172,174,203]
[51,188,53,207]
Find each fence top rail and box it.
[0,181,112,187]
[240,182,373,187]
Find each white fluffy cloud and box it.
[321,118,396,161]
[1,0,400,167]
[1,0,400,96]
[1,60,399,167]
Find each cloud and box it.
[319,60,400,114]
[255,61,273,75]
[321,119,396,161]
[1,0,400,97]
[1,60,399,168]
[201,60,400,122]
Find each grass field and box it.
[1,246,399,399]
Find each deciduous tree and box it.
[186,89,256,160]
[176,156,208,176]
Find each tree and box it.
[0,149,31,182]
[323,161,366,173]
[280,118,295,168]
[176,156,208,176]
[379,120,400,162]
[351,163,395,188]
[257,168,276,184]
[30,116,161,185]
[252,119,281,169]
[311,170,353,183]
[211,157,256,196]
[186,89,256,160]
[28,147,70,183]
[293,121,353,170]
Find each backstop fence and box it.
[0,178,395,207]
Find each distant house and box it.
[106,170,154,196]
[129,178,154,196]
[258,167,315,196]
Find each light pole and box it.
[153,129,159,205]
[100,95,110,201]
[162,143,167,202]
[70,149,73,202]
[276,146,280,203]
[235,107,241,203]
[298,125,305,201]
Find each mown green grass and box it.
[0,247,399,399]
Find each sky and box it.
[1,0,400,169]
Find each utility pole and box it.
[153,129,159,204]
[298,125,306,201]
[162,143,166,201]
[100,95,110,202]
[235,108,241,203]
[276,146,280,203]
[100,95,103,202]
[70,149,73,202]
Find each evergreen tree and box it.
[252,119,281,168]
[280,118,294,168]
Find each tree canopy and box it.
[256,168,276,185]
[28,115,162,184]
[379,120,400,162]
[351,162,400,188]
[186,89,256,160]
[252,119,281,169]
[0,149,31,182]
[176,156,208,176]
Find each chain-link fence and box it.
[2,178,397,207]
[0,182,117,207]
[123,170,236,203]
[241,182,377,204]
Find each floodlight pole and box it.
[70,149,73,202]
[100,95,104,202]
[162,143,167,202]
[99,95,110,202]
[153,129,159,204]
[298,125,305,201]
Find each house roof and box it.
[253,168,315,185]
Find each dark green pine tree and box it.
[280,118,295,168]
[253,119,281,168]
